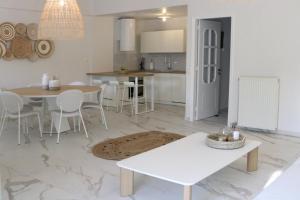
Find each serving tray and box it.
[206,133,246,150]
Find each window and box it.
[203,29,218,84]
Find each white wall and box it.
[90,16,114,72]
[0,6,114,89]
[187,0,300,135]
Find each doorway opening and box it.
[195,17,232,125]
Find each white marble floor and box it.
[1,104,300,200]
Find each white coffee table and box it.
[117,133,261,200]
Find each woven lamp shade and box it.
[38,0,84,40]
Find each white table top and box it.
[254,157,300,200]
[117,133,261,186]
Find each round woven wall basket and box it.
[15,23,27,36]
[0,40,6,58]
[11,36,33,59]
[35,40,54,58]
[27,23,38,40]
[0,22,15,41]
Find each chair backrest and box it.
[27,83,42,87]
[0,91,24,114]
[108,80,119,86]
[92,81,106,105]
[68,81,86,86]
[123,81,135,87]
[56,90,83,112]
[92,80,103,85]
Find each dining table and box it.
[10,85,100,133]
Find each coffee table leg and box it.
[120,168,134,196]
[247,147,258,172]
[183,186,192,200]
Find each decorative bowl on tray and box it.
[48,86,61,91]
[48,80,61,91]
[206,133,246,150]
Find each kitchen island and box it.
[87,71,155,115]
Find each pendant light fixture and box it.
[38,0,84,40]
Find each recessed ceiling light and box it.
[162,7,167,14]
[59,0,65,7]
[158,16,170,22]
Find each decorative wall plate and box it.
[15,23,27,36]
[0,40,6,58]
[3,49,14,61]
[11,36,32,59]
[0,22,15,41]
[27,23,38,40]
[35,40,54,58]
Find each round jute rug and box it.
[92,131,185,161]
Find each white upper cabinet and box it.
[141,30,185,53]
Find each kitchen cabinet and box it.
[145,73,186,106]
[141,30,185,53]
[171,74,186,104]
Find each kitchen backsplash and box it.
[141,53,186,71]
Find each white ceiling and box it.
[110,5,187,20]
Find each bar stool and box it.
[120,81,135,115]
[120,81,148,115]
[107,80,121,112]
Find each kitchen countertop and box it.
[86,71,154,77]
[143,70,186,74]
[87,70,186,77]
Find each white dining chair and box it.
[0,91,42,145]
[67,81,87,131]
[26,84,43,107]
[68,81,86,86]
[82,83,108,129]
[50,90,88,144]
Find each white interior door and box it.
[196,20,221,120]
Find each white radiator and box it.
[238,77,280,131]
